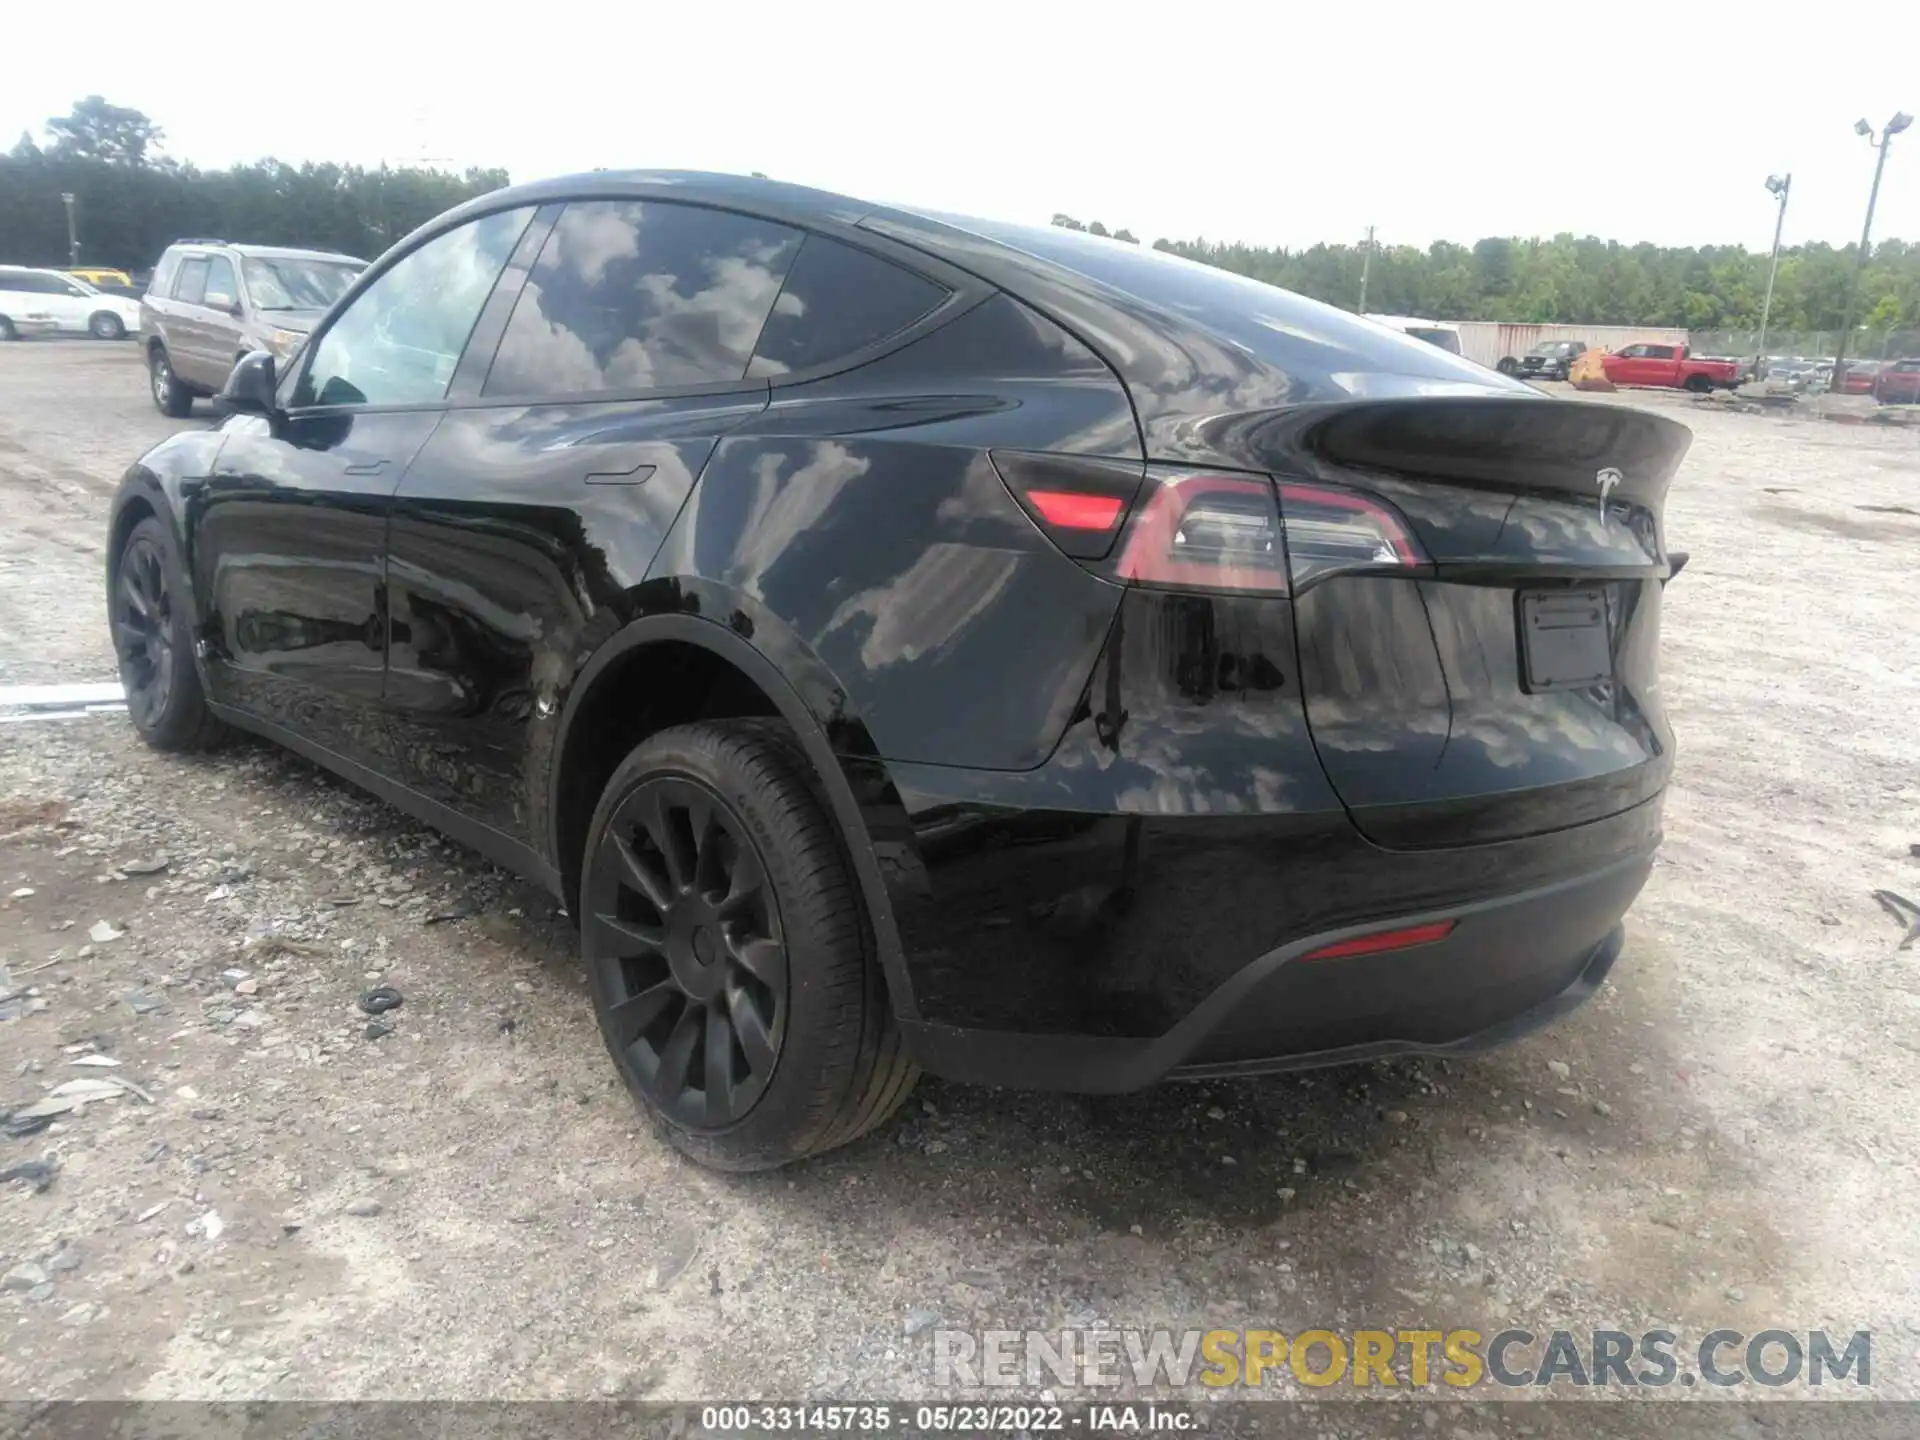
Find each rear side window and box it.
[747,237,948,377]
[174,258,210,305]
[484,200,801,396]
[1644,345,1676,360]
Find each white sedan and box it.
[0,266,144,341]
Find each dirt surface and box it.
[2,342,1919,1407]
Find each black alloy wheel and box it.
[585,774,789,1130]
[109,516,225,751]
[115,530,177,729]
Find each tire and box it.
[89,311,125,341]
[1683,374,1713,395]
[1496,356,1520,376]
[109,515,227,751]
[148,346,192,417]
[0,316,16,342]
[580,718,916,1171]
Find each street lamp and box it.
[1757,173,1790,377]
[1831,112,1913,390]
[59,192,78,268]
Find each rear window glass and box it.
[748,236,948,377]
[927,215,1497,386]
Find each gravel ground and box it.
[1,341,1918,1410]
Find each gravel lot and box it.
[2,341,1919,1412]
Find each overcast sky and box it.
[9,3,1916,254]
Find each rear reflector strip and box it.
[1300,919,1457,962]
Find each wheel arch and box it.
[546,613,920,1022]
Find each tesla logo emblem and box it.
[1595,467,1623,526]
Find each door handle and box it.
[344,459,390,477]
[585,460,657,487]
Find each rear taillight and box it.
[1274,481,1423,587]
[1115,472,1288,594]
[990,452,1145,560]
[994,453,1423,593]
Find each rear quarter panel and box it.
[645,292,1142,772]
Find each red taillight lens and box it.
[992,451,1145,560]
[1300,919,1456,962]
[1026,489,1126,533]
[1114,472,1288,594]
[1274,481,1422,588]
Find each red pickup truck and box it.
[1601,343,1744,393]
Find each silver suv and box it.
[140,240,364,415]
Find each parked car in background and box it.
[108,171,1690,1171]
[140,240,365,416]
[1363,314,1465,355]
[0,266,143,340]
[1838,360,1883,395]
[67,267,134,290]
[1514,339,1588,382]
[1601,342,1743,393]
[1873,357,1920,405]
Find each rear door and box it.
[380,197,806,846]
[194,205,539,771]
[166,256,216,386]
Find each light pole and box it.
[59,192,78,268]
[1831,112,1912,391]
[1757,173,1790,375]
[1357,226,1375,313]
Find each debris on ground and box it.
[358,986,403,1015]
[1,1158,56,1193]
[87,920,124,943]
[1872,890,1920,950]
[12,1076,127,1119]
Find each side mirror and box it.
[220,350,279,418]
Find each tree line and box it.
[1,97,506,272]
[6,97,1914,337]
[1052,213,1919,334]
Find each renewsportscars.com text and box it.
[932,1327,1871,1390]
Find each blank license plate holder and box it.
[1519,589,1611,692]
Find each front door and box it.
[379,196,809,849]
[186,204,542,772]
[196,410,440,766]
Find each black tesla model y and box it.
[107,172,1689,1170]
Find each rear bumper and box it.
[897,845,1648,1094]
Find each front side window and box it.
[204,255,238,309]
[174,257,210,305]
[484,200,801,397]
[748,235,948,377]
[295,206,535,408]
